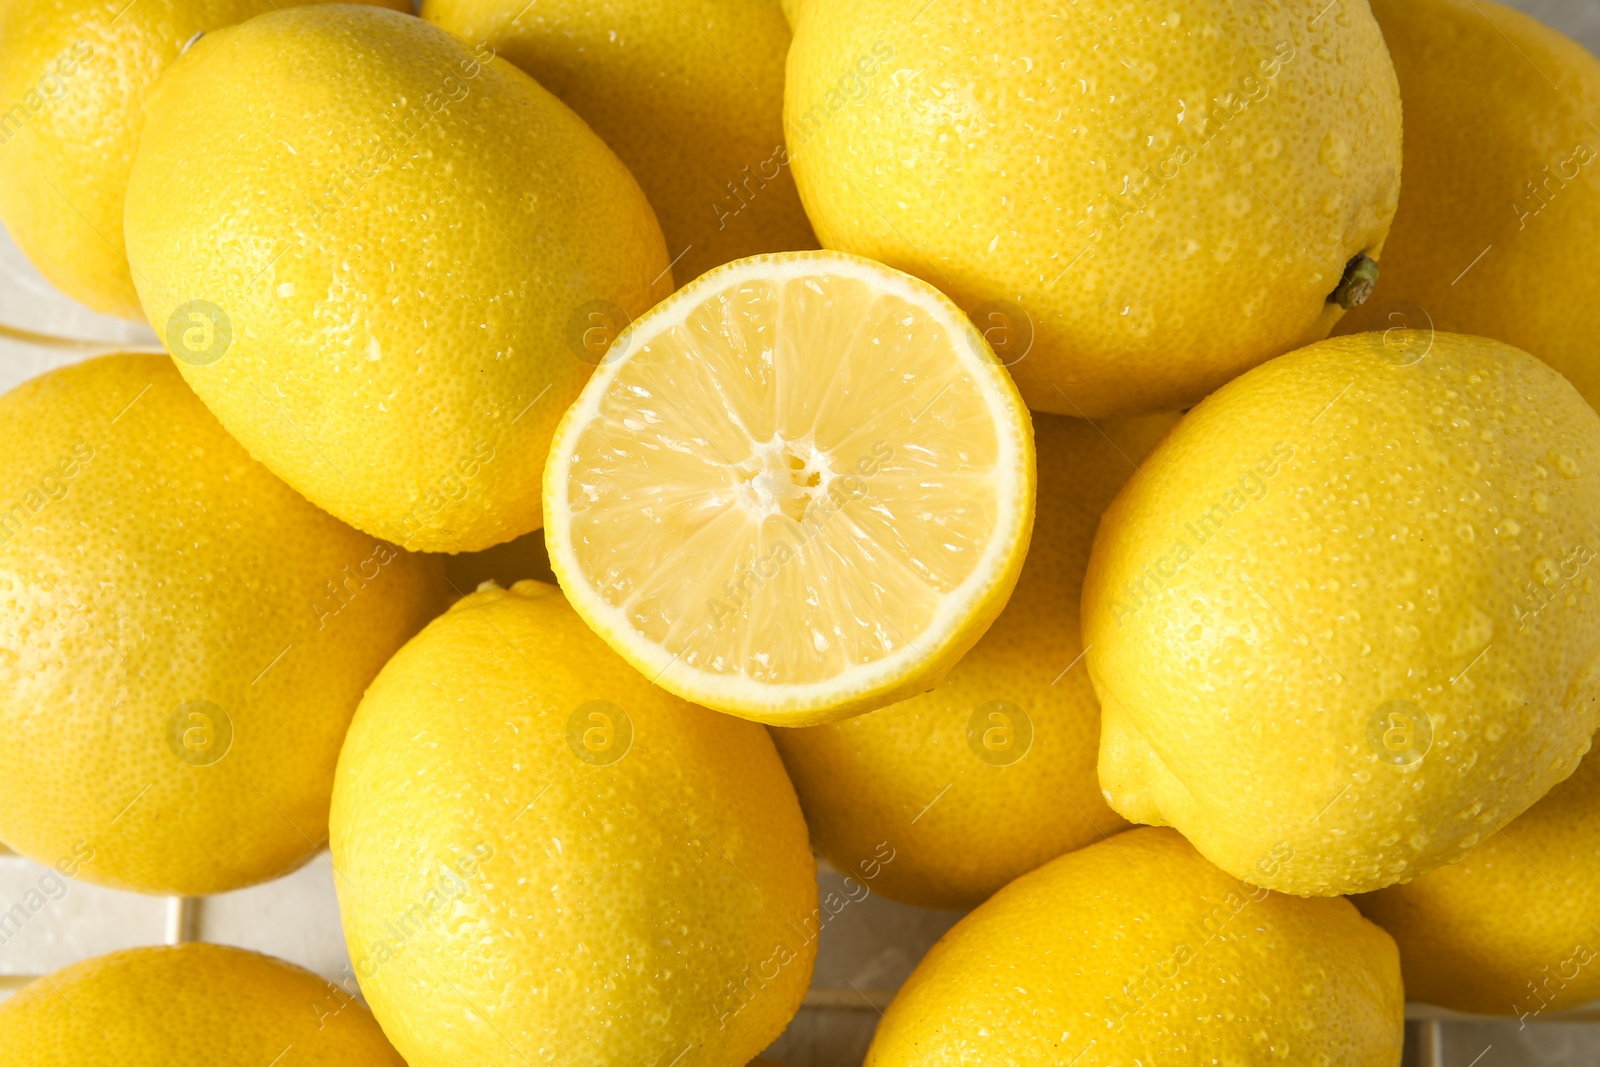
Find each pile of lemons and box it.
[0,0,1597,1063]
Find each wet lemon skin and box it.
[331,580,817,1067]
[1084,332,1600,897]
[0,353,445,894]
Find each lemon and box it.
[0,0,404,320]
[543,250,1035,726]
[0,353,443,894]
[1082,332,1600,897]
[770,411,1174,909]
[422,0,815,284]
[865,826,1404,1066]
[330,579,816,1067]
[0,943,403,1065]
[785,0,1402,419]
[123,6,671,554]
[778,0,801,31]
[1336,0,1600,414]
[1356,748,1600,1016]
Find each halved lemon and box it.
[544,251,1035,725]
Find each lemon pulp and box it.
[545,251,1034,724]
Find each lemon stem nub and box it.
[1330,253,1379,309]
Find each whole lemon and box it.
[330,580,817,1067]
[1337,0,1600,413]
[785,0,1402,418]
[769,412,1175,909]
[0,353,444,894]
[0,0,404,319]
[123,6,671,553]
[865,827,1404,1066]
[1083,332,1600,896]
[423,0,816,284]
[1357,749,1600,1016]
[0,943,403,1065]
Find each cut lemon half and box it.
[544,251,1035,726]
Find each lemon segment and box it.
[545,251,1035,725]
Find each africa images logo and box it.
[1109,440,1295,627]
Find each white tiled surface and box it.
[2,1,1599,1063]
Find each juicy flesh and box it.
[565,272,1004,686]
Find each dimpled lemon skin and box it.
[0,0,405,320]
[770,413,1175,909]
[423,0,815,284]
[0,354,444,895]
[786,0,1401,419]
[1357,749,1600,1016]
[330,580,816,1067]
[1082,333,1600,898]
[1338,0,1600,412]
[0,943,404,1066]
[124,6,670,554]
[865,827,1404,1067]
